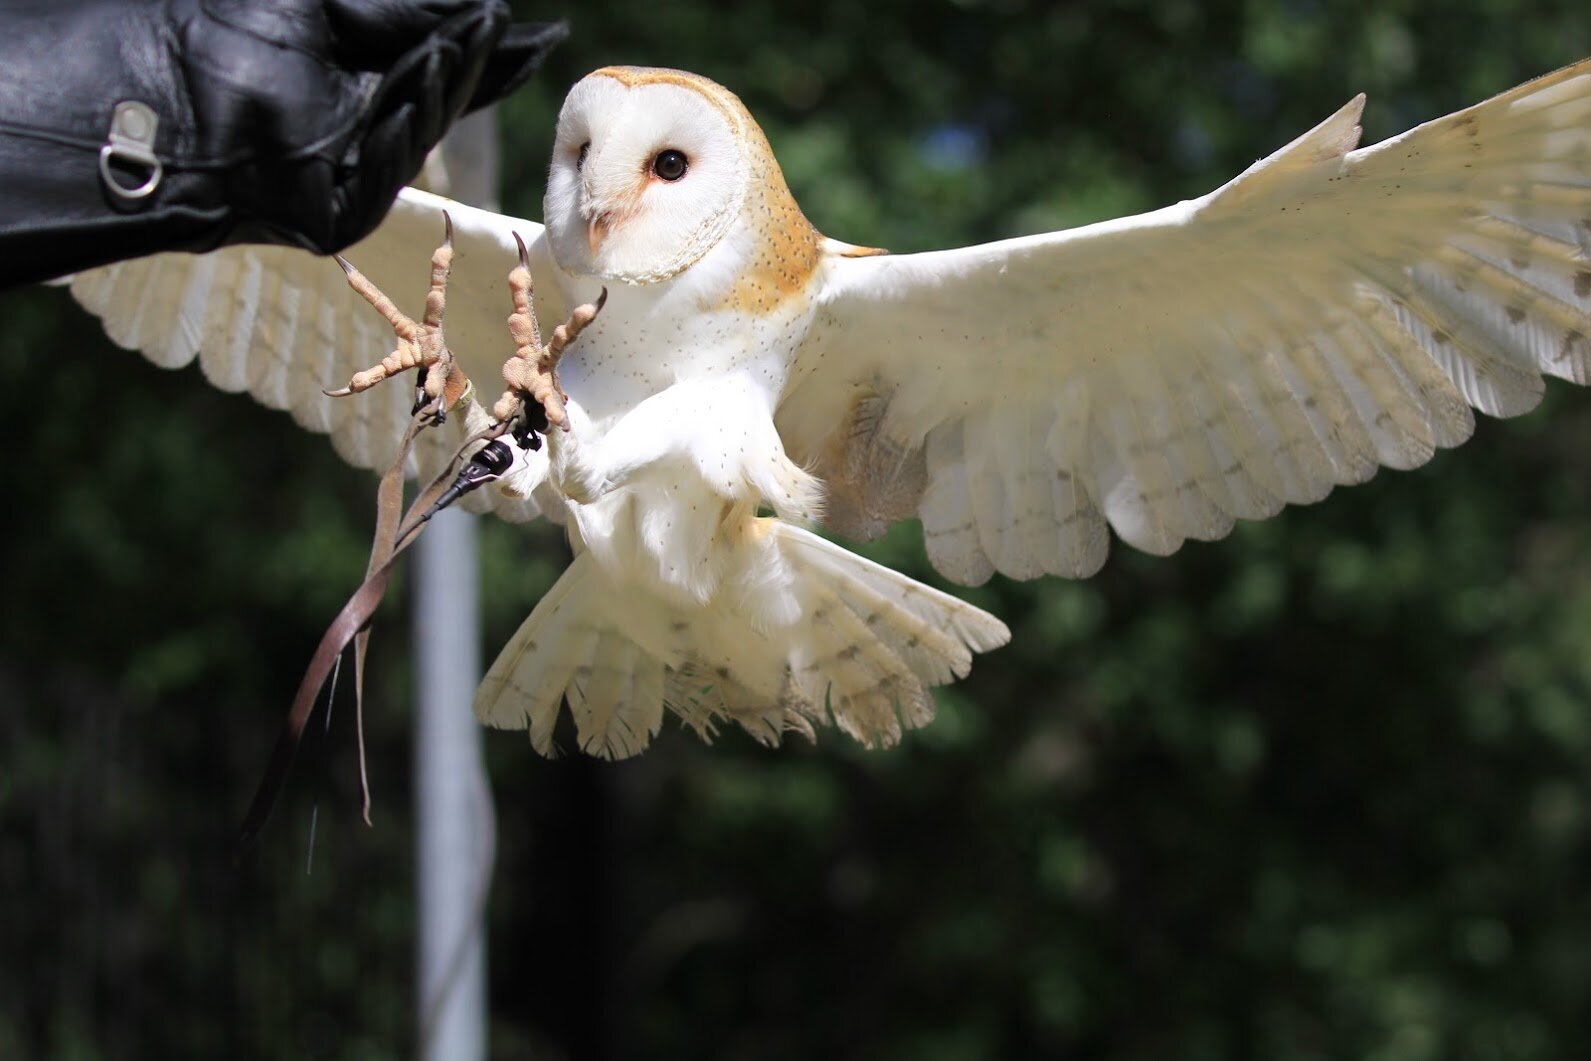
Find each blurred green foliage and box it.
[3,1,1591,1058]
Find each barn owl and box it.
[69,61,1591,758]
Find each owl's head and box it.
[543,67,775,285]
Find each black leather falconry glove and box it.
[0,0,565,288]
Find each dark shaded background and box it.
[4,1,1591,1057]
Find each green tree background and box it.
[3,1,1591,1057]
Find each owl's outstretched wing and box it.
[780,60,1591,585]
[69,187,567,522]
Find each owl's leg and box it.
[489,232,606,440]
[324,213,470,421]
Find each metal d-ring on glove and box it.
[98,101,163,201]
[0,0,566,288]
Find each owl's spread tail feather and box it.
[473,523,1009,758]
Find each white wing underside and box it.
[68,188,569,522]
[781,61,1591,585]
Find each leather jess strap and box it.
[233,412,512,861]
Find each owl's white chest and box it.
[554,279,811,425]
[538,278,822,608]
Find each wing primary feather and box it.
[921,422,997,585]
[1042,383,1111,578]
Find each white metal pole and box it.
[414,106,499,1061]
[414,506,493,1060]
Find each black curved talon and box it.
[511,420,543,451]
[511,401,549,450]
[412,385,447,425]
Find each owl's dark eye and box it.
[652,149,688,182]
[577,141,590,168]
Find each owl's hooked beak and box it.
[580,175,643,256]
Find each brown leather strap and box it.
[234,414,510,861]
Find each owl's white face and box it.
[544,68,750,285]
